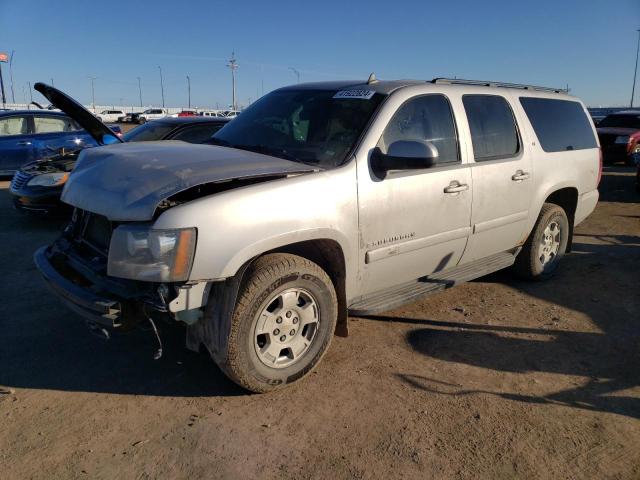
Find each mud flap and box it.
[185,264,249,363]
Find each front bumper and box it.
[34,246,125,328]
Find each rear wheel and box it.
[139,117,146,124]
[213,253,337,393]
[514,203,569,280]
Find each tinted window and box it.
[34,116,79,134]
[0,116,28,136]
[170,123,226,143]
[520,97,597,152]
[379,94,459,165]
[598,114,640,129]
[212,89,384,168]
[463,95,519,161]
[123,122,175,142]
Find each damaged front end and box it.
[34,208,211,351]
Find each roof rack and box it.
[431,78,568,94]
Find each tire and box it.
[514,203,569,281]
[214,253,337,393]
[139,117,146,124]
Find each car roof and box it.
[0,109,69,117]
[277,79,425,95]
[606,110,640,115]
[154,116,231,125]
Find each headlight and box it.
[108,225,196,282]
[27,172,69,187]
[615,135,630,144]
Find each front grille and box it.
[70,209,114,257]
[10,171,32,191]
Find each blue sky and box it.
[1,0,639,108]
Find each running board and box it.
[348,250,517,315]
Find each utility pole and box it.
[9,51,15,104]
[137,76,143,107]
[158,65,165,108]
[289,67,300,83]
[227,52,238,111]
[0,62,6,108]
[186,75,191,109]
[88,76,97,112]
[50,78,54,87]
[631,29,640,108]
[27,81,33,103]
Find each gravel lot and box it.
[0,166,638,479]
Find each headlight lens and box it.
[108,225,196,282]
[615,135,630,144]
[27,172,69,187]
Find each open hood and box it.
[34,83,123,146]
[61,141,317,221]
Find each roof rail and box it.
[431,78,568,94]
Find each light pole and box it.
[88,76,97,112]
[186,75,191,109]
[227,52,238,111]
[289,67,300,83]
[9,51,15,104]
[50,78,54,87]
[158,66,165,108]
[631,29,640,108]
[137,76,143,107]
[27,81,33,103]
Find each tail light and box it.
[597,147,603,186]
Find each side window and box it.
[34,116,78,134]
[462,95,519,161]
[519,97,597,152]
[0,116,28,136]
[379,94,460,165]
[171,124,225,143]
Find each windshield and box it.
[211,89,385,168]
[123,122,175,142]
[598,114,640,129]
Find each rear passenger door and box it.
[459,94,533,263]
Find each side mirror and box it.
[371,140,439,178]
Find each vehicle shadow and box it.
[357,170,640,420]
[599,166,638,203]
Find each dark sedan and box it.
[10,84,230,214]
[596,110,640,165]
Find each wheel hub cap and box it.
[254,288,319,368]
[537,221,561,268]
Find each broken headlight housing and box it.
[107,225,196,282]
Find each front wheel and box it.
[514,203,569,280]
[212,253,337,393]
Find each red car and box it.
[177,110,198,117]
[596,110,640,166]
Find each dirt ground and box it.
[0,167,638,479]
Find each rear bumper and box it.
[575,189,599,226]
[34,246,123,328]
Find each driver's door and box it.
[356,93,473,295]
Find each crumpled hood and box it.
[61,141,316,221]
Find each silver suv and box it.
[34,78,600,392]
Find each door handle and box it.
[16,141,32,146]
[443,181,469,194]
[512,170,530,181]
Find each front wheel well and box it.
[267,239,348,337]
[543,187,578,252]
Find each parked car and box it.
[33,78,600,393]
[117,112,141,123]
[95,110,125,123]
[138,108,167,123]
[10,87,228,213]
[596,110,640,165]
[0,109,97,175]
[177,110,198,117]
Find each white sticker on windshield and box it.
[333,89,376,100]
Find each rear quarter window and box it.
[519,97,597,152]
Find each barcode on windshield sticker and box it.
[333,89,375,100]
